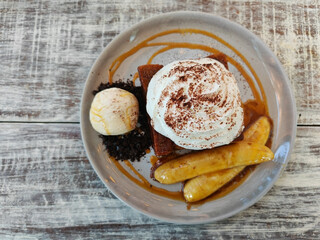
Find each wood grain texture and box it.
[1,0,320,239]
[0,0,319,124]
[0,123,319,239]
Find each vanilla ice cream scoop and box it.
[90,88,139,135]
[146,58,244,149]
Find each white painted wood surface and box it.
[0,0,319,239]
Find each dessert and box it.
[137,54,241,156]
[146,58,244,150]
[137,56,273,202]
[90,88,139,135]
[90,28,274,205]
[92,81,151,162]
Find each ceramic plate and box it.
[80,11,296,224]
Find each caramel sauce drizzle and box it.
[110,158,183,200]
[132,72,139,86]
[150,155,158,166]
[106,28,270,203]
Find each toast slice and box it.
[207,53,228,69]
[138,64,175,156]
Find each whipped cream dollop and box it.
[146,58,244,150]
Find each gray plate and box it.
[80,12,296,224]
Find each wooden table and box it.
[1,1,319,239]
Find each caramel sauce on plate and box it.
[105,28,271,205]
[150,155,158,166]
[110,158,183,200]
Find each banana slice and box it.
[154,141,274,184]
[183,116,271,202]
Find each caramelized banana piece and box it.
[154,141,274,184]
[184,166,245,202]
[183,117,271,202]
[243,116,271,145]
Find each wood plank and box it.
[0,0,319,124]
[0,123,319,238]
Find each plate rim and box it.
[80,11,297,224]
